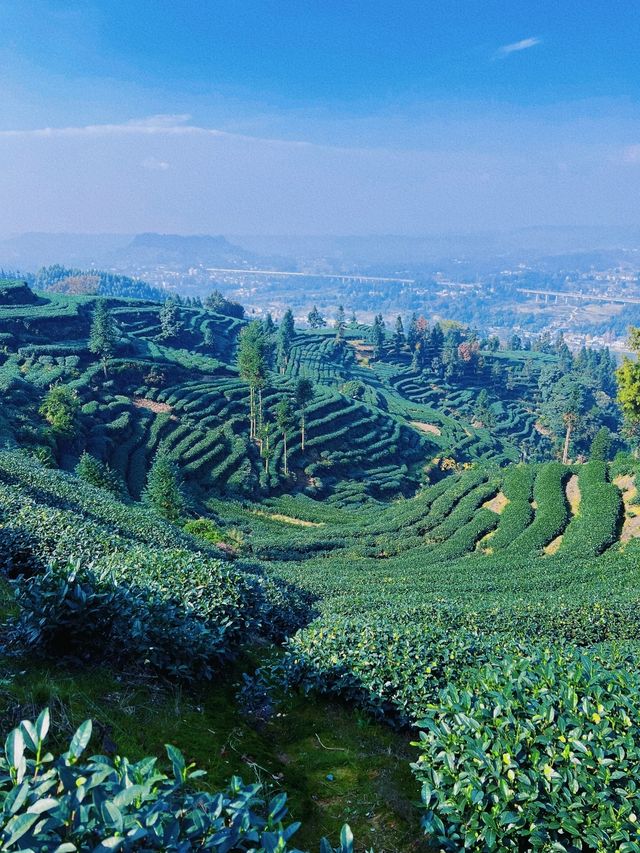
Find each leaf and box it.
[1,812,39,847]
[112,785,146,808]
[20,720,38,753]
[27,796,59,814]
[93,839,125,852]
[340,824,354,853]
[5,727,24,769]
[69,719,92,760]
[35,708,50,742]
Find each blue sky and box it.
[0,0,639,234]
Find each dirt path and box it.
[543,475,580,555]
[133,397,173,415]
[346,339,374,367]
[252,510,325,528]
[566,474,581,515]
[410,421,442,436]
[614,474,640,543]
[483,491,509,514]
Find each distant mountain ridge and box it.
[116,232,262,268]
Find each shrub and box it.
[75,451,128,500]
[0,710,361,852]
[413,644,640,851]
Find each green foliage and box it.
[205,289,245,319]
[414,644,640,851]
[88,299,118,373]
[0,711,359,852]
[560,461,622,557]
[307,306,326,329]
[506,462,568,553]
[142,451,186,521]
[75,451,128,499]
[590,426,612,461]
[158,298,183,340]
[277,308,296,371]
[38,384,79,437]
[183,516,224,544]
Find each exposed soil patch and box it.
[252,510,325,528]
[483,491,509,515]
[133,397,173,415]
[534,421,552,437]
[410,421,442,437]
[346,339,374,367]
[544,534,563,555]
[476,529,496,554]
[614,475,640,543]
[565,474,581,515]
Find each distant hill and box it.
[112,232,264,269]
[33,265,165,301]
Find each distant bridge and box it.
[205,267,415,285]
[517,288,640,306]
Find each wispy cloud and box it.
[495,37,541,58]
[0,115,311,148]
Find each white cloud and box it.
[0,115,310,148]
[495,37,541,58]
[142,156,170,171]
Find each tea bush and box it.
[0,710,362,852]
[414,644,640,851]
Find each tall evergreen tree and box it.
[294,377,314,451]
[371,314,386,359]
[237,321,270,441]
[263,313,276,336]
[76,452,127,499]
[142,451,185,521]
[406,313,419,351]
[277,308,295,373]
[158,298,183,340]
[335,305,346,342]
[393,316,405,353]
[89,299,118,377]
[275,397,295,476]
[307,306,326,329]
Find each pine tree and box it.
[142,451,185,521]
[406,313,418,351]
[307,306,326,329]
[590,427,612,462]
[158,298,183,340]
[277,308,295,374]
[263,313,276,336]
[393,316,405,353]
[294,377,314,451]
[88,299,118,377]
[275,397,295,476]
[334,305,346,342]
[237,321,270,441]
[370,315,385,359]
[76,452,127,499]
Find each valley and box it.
[1,275,639,850]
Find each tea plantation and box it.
[1,279,640,851]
